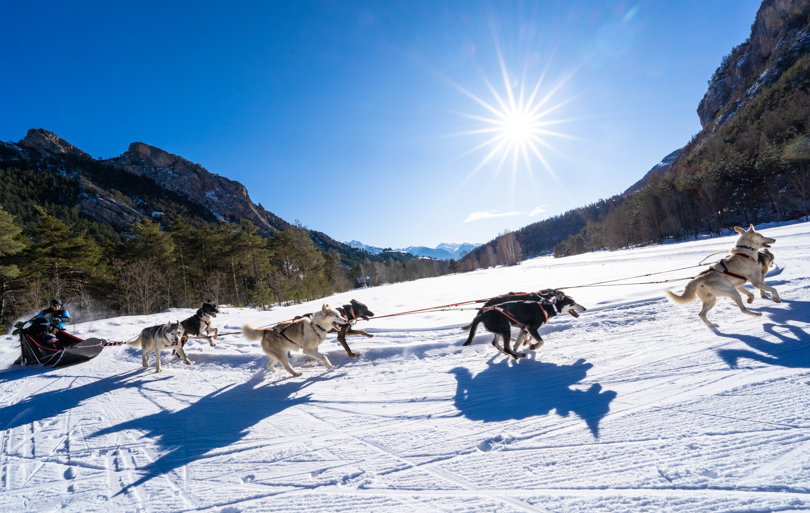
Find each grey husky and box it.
[242,304,347,376]
[665,224,780,328]
[127,321,186,372]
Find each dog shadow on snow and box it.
[449,356,616,438]
[715,299,810,369]
[0,370,155,431]
[90,371,344,495]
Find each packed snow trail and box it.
[1,222,810,512]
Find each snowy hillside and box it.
[2,222,810,512]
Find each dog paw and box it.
[348,352,360,358]
[365,334,374,338]
[209,342,217,347]
[746,297,754,304]
[184,360,192,365]
[773,297,782,303]
[512,353,527,359]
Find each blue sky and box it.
[1,0,761,248]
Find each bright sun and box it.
[449,31,578,187]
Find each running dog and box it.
[127,321,186,373]
[242,304,347,376]
[460,290,558,333]
[758,249,775,298]
[665,224,779,328]
[462,294,587,359]
[279,300,375,357]
[177,301,219,353]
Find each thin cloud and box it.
[464,210,524,223]
[528,205,549,217]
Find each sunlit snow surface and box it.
[2,222,810,512]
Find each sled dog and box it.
[283,299,376,357]
[242,304,347,376]
[460,290,559,333]
[665,224,779,328]
[462,294,586,359]
[758,249,775,298]
[179,301,220,350]
[127,321,186,373]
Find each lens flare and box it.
[449,26,580,189]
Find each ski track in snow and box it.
[2,222,810,511]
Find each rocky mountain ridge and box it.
[630,0,810,194]
[0,129,405,266]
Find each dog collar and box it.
[310,320,327,332]
[736,245,756,252]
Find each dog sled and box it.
[13,317,106,368]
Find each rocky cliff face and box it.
[8,129,287,235]
[697,0,810,129]
[106,142,286,235]
[20,128,91,159]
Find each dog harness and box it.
[338,305,357,326]
[731,251,758,263]
[701,259,748,281]
[273,325,301,346]
[482,304,548,326]
[195,313,211,329]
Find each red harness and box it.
[482,304,548,327]
[701,259,748,281]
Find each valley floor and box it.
[1,223,810,512]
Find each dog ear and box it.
[322,304,329,312]
[748,224,755,232]
[734,226,746,234]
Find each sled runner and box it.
[13,318,105,368]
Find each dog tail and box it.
[125,336,141,348]
[460,323,472,332]
[241,324,266,341]
[665,279,698,305]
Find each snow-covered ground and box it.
[2,222,810,512]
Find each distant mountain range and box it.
[346,240,480,260]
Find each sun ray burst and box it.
[454,31,578,189]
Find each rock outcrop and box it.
[697,0,810,128]
[20,128,92,159]
[106,142,286,235]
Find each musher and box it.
[34,298,71,341]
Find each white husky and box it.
[127,322,186,372]
[242,304,347,376]
[665,224,779,328]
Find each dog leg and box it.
[463,316,483,346]
[278,351,302,377]
[716,283,762,319]
[337,327,359,358]
[142,344,150,368]
[697,295,719,328]
[174,344,192,365]
[155,346,163,373]
[513,330,528,352]
[527,327,545,351]
[735,284,755,304]
[494,331,525,359]
[346,328,374,339]
[748,278,781,303]
[206,327,218,346]
[303,348,333,369]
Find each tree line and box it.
[553,55,810,257]
[0,209,454,330]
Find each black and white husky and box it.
[179,301,220,350]
[127,321,186,372]
[462,292,586,359]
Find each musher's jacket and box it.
[35,307,71,330]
